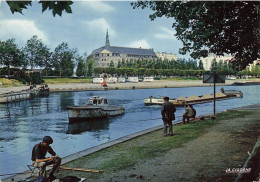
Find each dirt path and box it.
[89,106,260,182]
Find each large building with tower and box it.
[90,31,157,68]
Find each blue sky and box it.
[0,1,188,59]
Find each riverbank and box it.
[3,103,259,182]
[58,104,260,182]
[0,80,236,95]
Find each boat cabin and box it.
[86,96,108,106]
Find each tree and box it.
[198,60,204,70]
[109,61,115,68]
[132,1,260,70]
[0,39,25,76]
[24,35,47,70]
[53,42,76,77]
[6,1,73,16]
[210,59,218,73]
[76,57,86,77]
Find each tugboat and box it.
[66,96,125,122]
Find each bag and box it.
[61,176,81,182]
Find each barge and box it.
[144,90,243,106]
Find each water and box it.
[0,85,259,178]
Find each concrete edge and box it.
[235,137,260,182]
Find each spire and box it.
[105,29,110,46]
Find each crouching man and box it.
[31,136,61,180]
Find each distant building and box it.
[199,54,233,71]
[155,52,178,61]
[90,30,157,68]
[248,59,260,71]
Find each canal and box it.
[0,85,259,178]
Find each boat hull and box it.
[144,91,243,106]
[67,106,125,122]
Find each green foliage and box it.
[24,35,47,70]
[209,59,237,75]
[6,1,32,14]
[0,39,26,75]
[53,42,76,77]
[109,60,115,68]
[94,58,206,77]
[30,72,43,84]
[6,1,73,17]
[132,1,260,70]
[76,57,86,77]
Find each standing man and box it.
[161,96,176,136]
[31,136,61,180]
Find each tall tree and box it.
[53,42,76,77]
[0,39,25,76]
[132,1,260,70]
[76,56,86,77]
[198,60,204,70]
[24,35,47,70]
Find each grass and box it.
[0,78,23,87]
[43,78,93,84]
[63,110,252,180]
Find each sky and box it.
[0,1,189,59]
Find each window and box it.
[107,63,110,66]
[107,54,109,56]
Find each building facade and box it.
[199,54,233,71]
[155,52,178,61]
[90,31,157,68]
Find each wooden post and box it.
[213,74,216,115]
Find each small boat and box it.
[39,85,50,96]
[66,96,125,122]
[144,89,243,106]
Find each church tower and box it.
[105,29,110,46]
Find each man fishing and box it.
[31,136,61,180]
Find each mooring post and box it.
[213,74,216,115]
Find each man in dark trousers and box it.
[161,96,176,136]
[31,136,61,180]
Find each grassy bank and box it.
[0,78,23,87]
[43,78,93,84]
[60,110,252,180]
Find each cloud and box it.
[0,19,48,45]
[79,1,115,13]
[155,27,176,40]
[129,39,150,49]
[83,18,115,37]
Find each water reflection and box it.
[67,118,110,134]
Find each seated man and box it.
[182,105,194,124]
[189,105,196,119]
[31,136,61,180]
